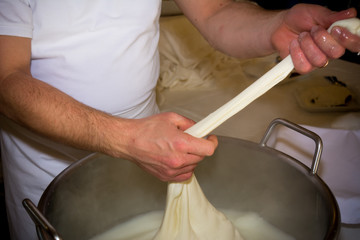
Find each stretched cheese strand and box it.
[154,18,360,240]
[185,55,293,138]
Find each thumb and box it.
[319,8,357,28]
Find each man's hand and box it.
[272,5,360,73]
[113,112,218,182]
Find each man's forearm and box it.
[0,71,221,182]
[0,71,128,156]
[204,1,286,58]
[176,0,286,58]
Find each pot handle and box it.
[22,198,63,240]
[260,118,323,175]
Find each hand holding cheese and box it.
[268,6,360,73]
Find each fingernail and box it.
[299,32,307,41]
[331,26,342,36]
[331,27,348,40]
[311,25,320,34]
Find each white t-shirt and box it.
[0,0,161,115]
[0,0,161,239]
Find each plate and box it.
[294,75,360,112]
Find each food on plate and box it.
[299,85,352,107]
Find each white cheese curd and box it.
[89,209,294,240]
[153,175,242,240]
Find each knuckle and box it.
[172,138,188,152]
[166,156,184,169]
[167,111,181,120]
[170,160,184,169]
[159,111,176,121]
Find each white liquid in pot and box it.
[90,175,295,240]
[89,209,295,240]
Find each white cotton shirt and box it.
[0,0,161,115]
[0,0,161,239]
[32,0,161,115]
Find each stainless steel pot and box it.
[23,118,340,240]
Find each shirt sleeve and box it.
[0,0,33,38]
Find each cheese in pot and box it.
[153,175,242,239]
[89,209,295,240]
[89,174,294,240]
